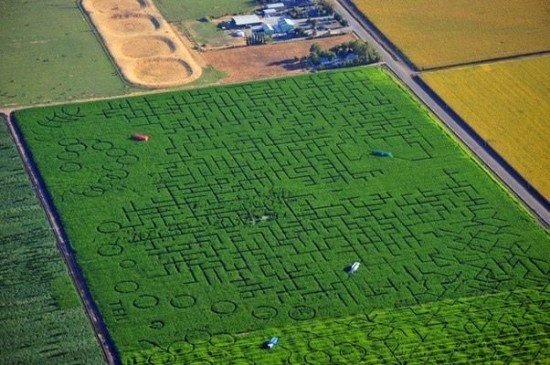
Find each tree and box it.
[310,43,322,55]
[310,19,318,29]
[310,52,321,66]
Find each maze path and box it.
[14,68,549,363]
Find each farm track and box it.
[4,113,121,365]
[336,0,550,226]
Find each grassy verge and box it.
[155,0,255,46]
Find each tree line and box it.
[307,39,380,68]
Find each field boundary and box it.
[412,75,550,222]
[5,112,121,365]
[421,50,550,73]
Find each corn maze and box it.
[14,68,549,363]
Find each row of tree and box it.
[246,33,268,45]
[308,40,380,68]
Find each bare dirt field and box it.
[82,0,202,88]
[203,34,357,83]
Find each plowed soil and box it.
[203,34,357,83]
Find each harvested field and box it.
[14,68,549,363]
[352,0,550,69]
[203,34,356,83]
[82,0,202,88]
[422,55,550,199]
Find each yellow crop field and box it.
[352,0,550,69]
[422,56,550,199]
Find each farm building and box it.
[274,18,296,34]
[259,23,275,35]
[263,8,277,16]
[284,0,313,6]
[266,2,285,9]
[231,15,262,28]
[233,30,246,37]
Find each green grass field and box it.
[0,116,102,364]
[156,0,255,21]
[155,0,255,47]
[14,68,549,363]
[0,0,133,108]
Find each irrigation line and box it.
[4,113,121,365]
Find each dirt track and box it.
[82,0,202,88]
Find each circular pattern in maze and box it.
[119,259,137,268]
[97,243,123,257]
[168,340,194,356]
[251,305,278,320]
[211,300,238,315]
[133,294,159,309]
[114,280,139,294]
[289,306,316,321]
[170,294,196,309]
[338,342,367,362]
[209,333,236,347]
[97,221,122,234]
[186,330,211,345]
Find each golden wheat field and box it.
[422,56,550,198]
[353,0,550,69]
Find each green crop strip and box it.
[14,67,549,363]
[0,117,102,364]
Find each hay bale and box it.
[132,133,150,142]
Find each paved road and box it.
[335,0,549,226]
[4,114,121,365]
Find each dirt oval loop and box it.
[89,0,146,14]
[118,36,176,58]
[104,14,159,35]
[133,58,193,84]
